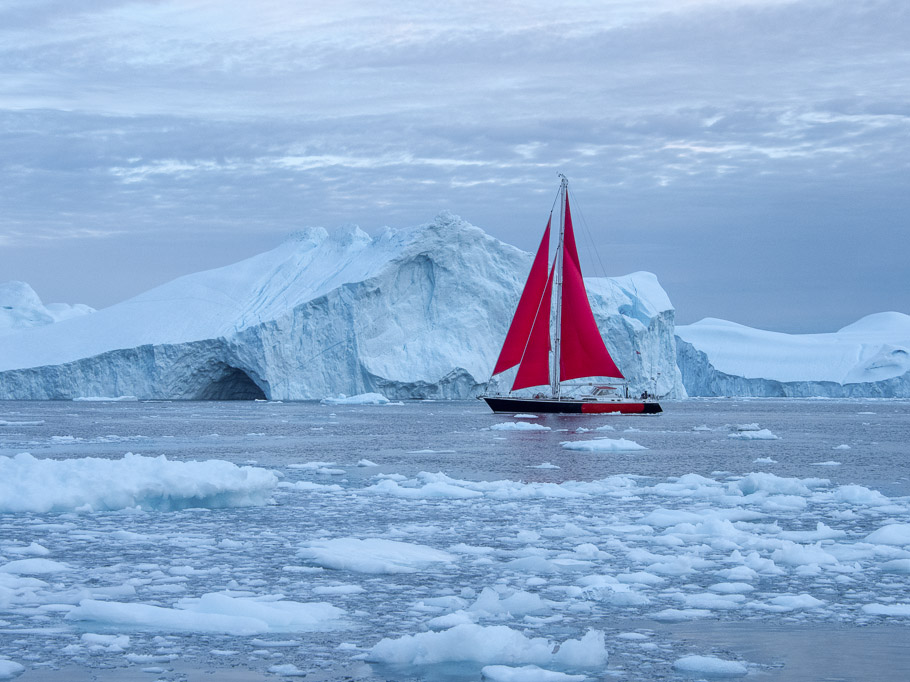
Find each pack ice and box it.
[0,215,684,401]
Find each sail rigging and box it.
[497,178,624,394]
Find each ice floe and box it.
[297,538,455,573]
[0,453,278,512]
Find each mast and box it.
[552,174,568,399]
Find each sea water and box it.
[0,398,908,681]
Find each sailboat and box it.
[483,176,662,414]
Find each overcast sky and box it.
[1,0,907,332]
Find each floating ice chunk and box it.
[67,593,344,634]
[594,424,615,431]
[753,457,777,464]
[771,541,838,566]
[650,608,711,622]
[312,584,365,595]
[833,444,851,450]
[469,587,550,616]
[0,452,277,512]
[364,477,482,499]
[367,624,607,666]
[767,594,826,610]
[560,438,646,452]
[529,463,560,469]
[427,610,475,630]
[826,484,891,506]
[862,603,910,617]
[268,664,307,676]
[714,565,759,582]
[66,599,268,635]
[2,542,49,556]
[491,422,551,431]
[865,524,910,545]
[298,538,455,573]
[735,423,761,431]
[357,459,379,467]
[881,559,910,573]
[0,559,70,574]
[0,420,44,426]
[728,429,779,440]
[707,582,754,594]
[0,659,25,680]
[279,481,343,492]
[734,472,823,496]
[678,593,746,610]
[81,633,130,652]
[673,655,748,676]
[73,396,138,402]
[514,414,538,419]
[481,664,586,681]
[811,461,841,466]
[320,393,389,405]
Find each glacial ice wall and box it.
[0,215,685,401]
[676,314,910,397]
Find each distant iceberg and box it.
[677,312,910,397]
[0,280,94,335]
[0,214,684,401]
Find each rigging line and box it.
[571,189,609,280]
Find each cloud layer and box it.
[1,0,907,330]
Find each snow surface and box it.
[677,312,910,396]
[0,217,684,400]
[0,281,94,336]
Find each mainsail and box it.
[558,194,624,382]
[496,181,624,394]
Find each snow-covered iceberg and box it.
[0,214,684,400]
[677,313,910,397]
[0,281,94,335]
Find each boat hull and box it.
[483,397,662,414]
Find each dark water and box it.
[1,398,908,681]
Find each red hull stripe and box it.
[580,402,645,414]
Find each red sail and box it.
[492,219,551,375]
[559,193,625,381]
[512,263,555,391]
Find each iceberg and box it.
[676,313,910,397]
[0,214,684,401]
[0,280,94,335]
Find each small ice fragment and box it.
[268,663,307,676]
[560,438,646,452]
[481,664,586,681]
[491,422,551,431]
[320,393,389,405]
[0,659,25,680]
[514,414,538,419]
[673,654,748,676]
[528,463,560,469]
[728,429,779,440]
[357,459,379,467]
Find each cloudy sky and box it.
[1,0,907,332]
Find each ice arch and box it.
[197,365,267,400]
